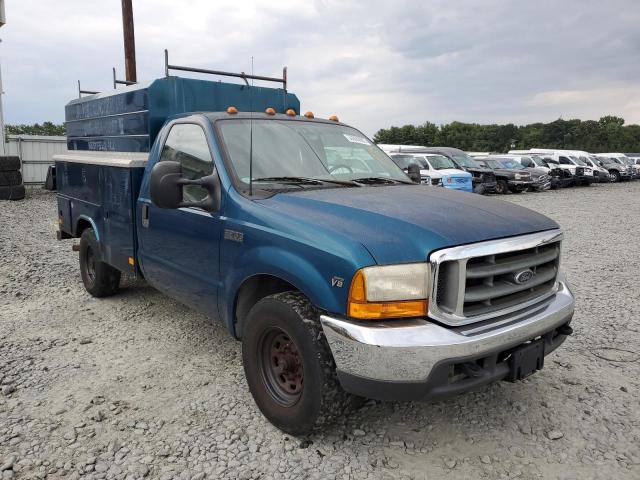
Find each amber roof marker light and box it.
[265,107,276,115]
[304,111,314,119]
[227,106,238,114]
[286,109,296,116]
[329,115,339,122]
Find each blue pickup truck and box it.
[55,64,575,435]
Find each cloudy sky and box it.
[1,0,639,135]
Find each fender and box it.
[75,215,100,241]
[220,244,373,337]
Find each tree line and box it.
[6,122,66,136]
[373,116,640,153]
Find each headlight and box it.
[514,173,523,180]
[347,263,430,319]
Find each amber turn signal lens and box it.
[328,115,339,122]
[304,111,314,119]
[227,106,238,114]
[286,109,296,116]
[348,299,428,319]
[265,107,276,115]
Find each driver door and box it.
[137,122,222,317]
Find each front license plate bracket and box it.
[505,339,545,382]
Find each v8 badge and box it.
[331,276,344,288]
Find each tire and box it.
[509,187,523,194]
[0,156,21,171]
[0,171,23,186]
[0,184,25,200]
[495,180,508,194]
[242,291,357,436]
[79,228,121,297]
[611,171,621,182]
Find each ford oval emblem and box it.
[514,269,534,284]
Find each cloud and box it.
[1,0,639,136]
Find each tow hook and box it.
[72,244,80,252]
[557,324,573,336]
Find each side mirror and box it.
[150,160,221,212]
[407,163,422,183]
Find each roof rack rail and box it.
[113,67,137,89]
[163,49,287,91]
[77,80,99,98]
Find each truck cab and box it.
[54,60,575,435]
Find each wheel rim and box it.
[496,182,505,194]
[258,328,303,407]
[85,246,96,283]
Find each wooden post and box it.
[121,0,137,83]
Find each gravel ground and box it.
[1,184,639,480]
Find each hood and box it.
[463,165,493,174]
[524,168,548,179]
[437,168,471,177]
[258,185,558,264]
[491,168,529,179]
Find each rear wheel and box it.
[242,291,358,436]
[495,180,508,194]
[79,228,121,297]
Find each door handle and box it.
[142,204,150,228]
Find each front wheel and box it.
[242,291,357,436]
[79,228,121,297]
[611,171,621,182]
[495,180,509,194]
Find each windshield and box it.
[452,153,480,168]
[494,158,525,170]
[217,120,410,187]
[426,155,456,170]
[529,155,547,167]
[572,156,588,166]
[390,154,427,170]
[482,159,503,169]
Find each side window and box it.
[522,159,532,167]
[559,156,571,165]
[161,124,214,202]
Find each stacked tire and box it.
[0,156,26,201]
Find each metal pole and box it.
[0,64,5,155]
[121,0,137,83]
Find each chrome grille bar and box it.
[429,229,563,326]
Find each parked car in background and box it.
[528,150,593,186]
[501,154,551,174]
[594,154,633,182]
[619,156,640,178]
[475,158,533,194]
[486,156,551,191]
[578,154,611,182]
[387,154,433,185]
[419,147,497,194]
[389,152,473,192]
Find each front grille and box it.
[430,231,562,325]
[576,167,584,176]
[454,177,468,184]
[431,178,441,186]
[483,172,496,183]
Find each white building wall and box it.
[5,135,67,184]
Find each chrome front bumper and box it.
[320,277,574,386]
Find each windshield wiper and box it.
[351,177,414,185]
[252,176,358,186]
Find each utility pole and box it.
[121,0,137,83]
